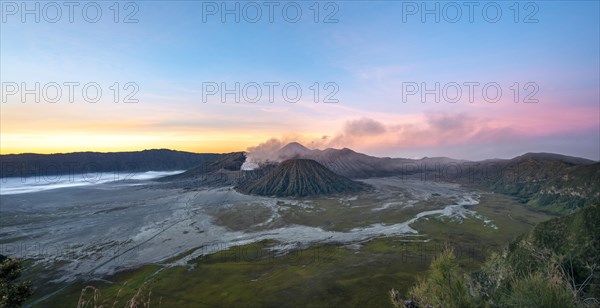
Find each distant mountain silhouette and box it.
[511,152,596,165]
[256,142,465,178]
[236,159,368,197]
[276,142,312,159]
[478,152,596,166]
[0,149,220,178]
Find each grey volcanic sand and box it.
[0,177,491,284]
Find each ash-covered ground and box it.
[0,174,494,289]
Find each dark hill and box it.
[236,159,368,197]
[513,152,596,165]
[473,155,600,214]
[0,149,220,178]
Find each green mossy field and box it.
[37,192,552,307]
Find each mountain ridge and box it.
[0,149,221,178]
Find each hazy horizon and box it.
[2,142,599,162]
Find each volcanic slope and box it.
[237,159,368,197]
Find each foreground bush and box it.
[0,258,33,308]
[392,205,600,308]
[408,248,472,308]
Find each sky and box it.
[1,1,599,160]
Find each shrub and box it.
[409,247,472,308]
[0,258,33,308]
[500,273,574,307]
